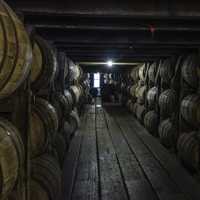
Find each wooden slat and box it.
[96,107,128,200]
[62,124,84,200]
[111,109,188,200]
[71,106,99,200]
[125,112,200,200]
[103,110,158,200]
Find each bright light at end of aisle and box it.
[107,60,113,67]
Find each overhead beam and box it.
[36,29,200,45]
[7,0,200,18]
[21,15,200,33]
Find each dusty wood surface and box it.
[63,103,200,200]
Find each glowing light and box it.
[107,60,113,67]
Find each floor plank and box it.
[63,104,200,200]
[103,110,158,200]
[71,106,99,200]
[110,108,189,200]
[126,112,200,200]
[96,107,128,200]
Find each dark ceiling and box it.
[6,0,200,70]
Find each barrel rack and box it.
[126,54,200,173]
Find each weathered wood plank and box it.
[111,109,188,200]
[71,106,99,200]
[125,112,200,200]
[96,107,128,200]
[103,110,158,200]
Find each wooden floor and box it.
[62,103,200,200]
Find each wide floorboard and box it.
[63,104,200,200]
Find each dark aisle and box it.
[63,104,200,200]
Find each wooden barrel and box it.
[53,133,66,167]
[138,64,146,81]
[159,89,177,118]
[147,87,158,109]
[160,58,174,83]
[63,121,73,146]
[130,66,139,82]
[31,154,62,200]
[135,85,146,104]
[159,119,178,149]
[126,85,131,94]
[70,85,83,105]
[129,101,134,113]
[177,132,200,171]
[30,180,49,200]
[181,94,200,128]
[126,99,132,111]
[31,35,57,92]
[0,118,24,199]
[182,54,200,89]
[31,98,59,158]
[136,104,146,122]
[64,90,74,112]
[69,61,83,82]
[69,110,80,135]
[130,84,138,98]
[144,111,159,136]
[52,94,68,128]
[0,1,32,99]
[52,93,73,128]
[132,103,138,115]
[148,62,157,83]
[81,80,90,96]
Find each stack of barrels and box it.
[30,36,66,200]
[127,64,147,124]
[177,54,200,171]
[30,35,89,199]
[0,1,32,200]
[125,55,200,173]
[158,58,178,149]
[69,60,89,111]
[144,62,159,136]
[0,1,88,199]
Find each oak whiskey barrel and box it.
[31,36,57,92]
[144,111,159,136]
[0,118,24,199]
[181,94,200,128]
[136,104,146,123]
[0,1,32,99]
[31,98,59,157]
[159,89,177,118]
[159,119,178,149]
[64,89,74,112]
[130,66,139,82]
[130,84,138,98]
[147,87,158,110]
[31,154,62,200]
[69,110,80,135]
[138,64,146,81]
[70,85,83,105]
[148,62,157,83]
[177,132,200,171]
[160,58,174,83]
[182,54,200,89]
[135,85,146,105]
